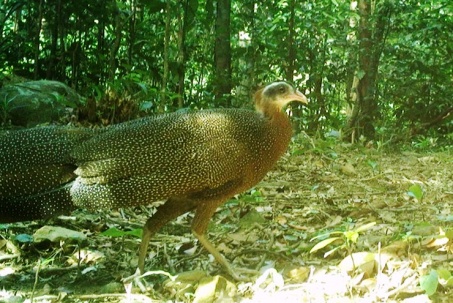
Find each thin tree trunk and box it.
[236,0,255,106]
[345,1,357,109]
[33,0,43,79]
[343,0,390,142]
[128,0,136,68]
[161,0,171,111]
[176,1,187,109]
[46,0,59,79]
[214,0,231,106]
[58,1,66,82]
[286,0,296,82]
[109,1,122,80]
[96,4,105,86]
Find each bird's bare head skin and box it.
[255,81,308,115]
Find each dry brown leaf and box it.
[341,163,357,176]
[275,215,287,226]
[381,240,408,256]
[193,275,237,303]
[283,266,310,282]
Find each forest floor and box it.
[1,138,452,303]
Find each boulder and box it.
[0,80,83,127]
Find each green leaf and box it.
[125,229,143,238]
[367,160,378,170]
[356,69,366,79]
[15,233,33,243]
[344,230,359,243]
[101,227,125,237]
[420,269,438,296]
[436,268,453,287]
[310,231,343,241]
[283,235,299,242]
[310,236,341,254]
[140,101,154,111]
[437,268,451,281]
[324,245,340,258]
[445,229,453,240]
[407,184,424,201]
[354,222,376,233]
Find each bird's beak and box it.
[289,90,308,105]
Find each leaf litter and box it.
[0,141,452,302]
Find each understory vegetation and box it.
[0,0,452,302]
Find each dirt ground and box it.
[1,138,452,303]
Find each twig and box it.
[0,253,20,261]
[237,249,293,261]
[31,259,41,303]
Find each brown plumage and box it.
[0,81,307,279]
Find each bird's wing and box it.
[70,110,267,209]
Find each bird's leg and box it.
[138,197,197,273]
[191,201,250,281]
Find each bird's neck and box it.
[269,109,293,156]
[255,108,293,172]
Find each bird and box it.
[0,81,307,280]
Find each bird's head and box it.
[254,82,308,116]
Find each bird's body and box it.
[0,82,307,279]
[71,108,291,209]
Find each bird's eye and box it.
[279,85,286,94]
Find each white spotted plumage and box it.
[0,82,306,222]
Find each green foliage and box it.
[0,0,450,142]
[15,233,34,243]
[366,159,378,172]
[310,222,376,257]
[420,269,439,296]
[407,184,424,202]
[412,136,438,150]
[420,268,453,296]
[240,189,264,204]
[291,133,339,157]
[378,0,453,141]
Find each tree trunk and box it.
[160,0,172,111]
[236,0,255,106]
[127,0,137,68]
[109,1,123,81]
[343,0,390,142]
[176,0,196,109]
[96,2,106,86]
[285,0,296,82]
[33,0,43,79]
[214,0,231,106]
